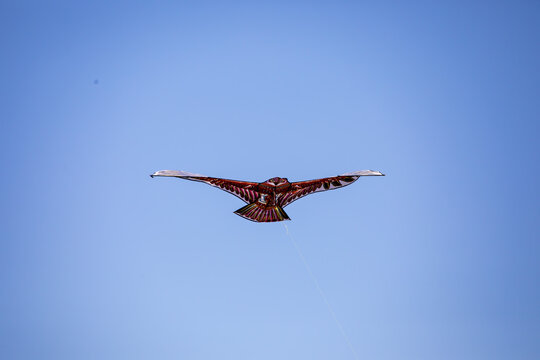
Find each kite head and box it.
[266,177,289,186]
[260,177,291,192]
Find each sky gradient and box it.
[1,1,539,359]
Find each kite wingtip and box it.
[342,170,385,177]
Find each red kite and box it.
[151,170,384,222]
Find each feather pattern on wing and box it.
[277,170,383,207]
[150,170,260,204]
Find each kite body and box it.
[151,170,384,222]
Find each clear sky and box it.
[1,1,539,359]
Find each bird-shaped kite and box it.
[151,170,384,222]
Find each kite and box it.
[150,170,384,222]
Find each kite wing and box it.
[277,170,384,207]
[151,170,260,204]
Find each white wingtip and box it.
[341,170,385,176]
[150,170,205,178]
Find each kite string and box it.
[283,224,360,360]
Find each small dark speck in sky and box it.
[94,79,99,85]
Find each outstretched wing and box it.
[277,170,384,207]
[151,170,260,204]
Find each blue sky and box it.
[1,1,539,359]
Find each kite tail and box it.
[234,203,290,223]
